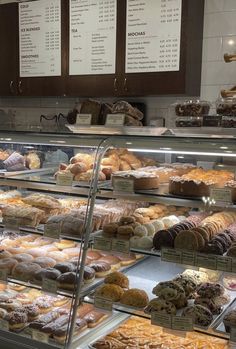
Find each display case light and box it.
[128,148,236,157]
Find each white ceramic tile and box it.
[201,61,236,85]
[223,0,236,11]
[222,35,236,56]
[204,11,236,37]
[202,37,223,61]
[205,0,224,13]
[200,84,220,102]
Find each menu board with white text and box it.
[70,0,117,75]
[126,0,182,73]
[19,0,61,77]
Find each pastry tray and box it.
[213,297,236,338]
[84,256,236,333]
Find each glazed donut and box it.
[40,245,58,253]
[14,253,34,263]
[33,257,56,268]
[62,248,81,258]
[86,251,102,261]
[0,258,18,274]
[0,300,22,312]
[15,234,36,243]
[0,250,12,259]
[26,248,46,258]
[54,240,76,250]
[48,251,68,262]
[12,262,42,281]
[7,247,27,255]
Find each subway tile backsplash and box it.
[0,0,236,127]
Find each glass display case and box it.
[0,130,235,349]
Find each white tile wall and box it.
[0,0,236,128]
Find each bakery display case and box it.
[0,131,236,348]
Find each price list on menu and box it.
[19,0,61,77]
[70,0,117,75]
[126,0,182,73]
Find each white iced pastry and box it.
[162,216,174,228]
[134,225,148,237]
[143,223,155,236]
[152,219,165,232]
[138,236,153,249]
[168,215,180,225]
[177,215,186,222]
[130,236,140,248]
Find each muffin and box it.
[120,289,149,308]
[95,284,124,302]
[104,272,129,289]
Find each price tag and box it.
[32,330,49,343]
[0,270,7,281]
[232,258,236,273]
[0,319,9,331]
[210,188,232,205]
[3,217,20,230]
[76,113,92,125]
[113,177,134,193]
[93,236,112,251]
[197,161,214,170]
[230,327,236,344]
[56,172,73,186]
[151,312,172,329]
[217,256,232,272]
[161,248,182,264]
[44,222,61,239]
[42,278,58,294]
[112,239,130,254]
[106,113,125,126]
[172,316,193,331]
[181,251,195,266]
[94,297,113,312]
[195,253,217,270]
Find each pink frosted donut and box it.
[26,248,46,258]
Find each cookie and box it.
[182,304,213,327]
[194,297,222,315]
[202,241,224,255]
[172,293,188,309]
[152,281,185,301]
[174,230,199,251]
[193,227,209,243]
[144,298,176,315]
[153,230,174,250]
[194,230,205,250]
[182,270,209,285]
[173,275,197,298]
[197,282,225,298]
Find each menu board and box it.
[70,0,117,75]
[19,0,61,77]
[126,0,182,73]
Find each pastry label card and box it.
[112,239,130,254]
[3,217,20,231]
[42,278,58,294]
[172,316,193,331]
[217,256,232,272]
[181,251,195,266]
[70,0,117,75]
[44,221,61,239]
[126,0,182,73]
[161,248,182,264]
[151,312,172,329]
[113,177,134,193]
[76,114,92,126]
[0,319,9,331]
[106,114,125,126]
[32,330,49,343]
[19,0,61,77]
[94,236,112,251]
[196,253,217,270]
[0,270,7,282]
[56,172,73,186]
[210,188,233,206]
[94,296,113,312]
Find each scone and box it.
[173,275,197,298]
[95,284,124,302]
[144,298,177,315]
[104,272,129,289]
[120,289,149,308]
[182,269,209,285]
[196,282,225,298]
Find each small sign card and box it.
[42,278,58,294]
[113,177,134,193]
[94,236,112,251]
[56,172,73,186]
[44,222,61,239]
[106,114,125,126]
[76,114,92,125]
[112,239,130,254]
[94,297,113,312]
[210,188,232,205]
